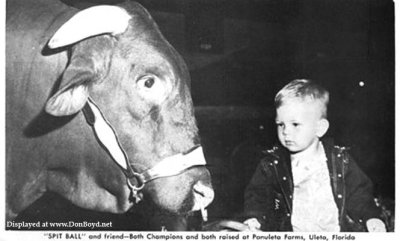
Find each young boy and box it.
[243,79,386,232]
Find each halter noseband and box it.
[82,97,207,203]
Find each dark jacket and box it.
[243,138,382,231]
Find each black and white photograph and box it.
[2,0,397,240]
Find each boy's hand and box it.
[366,218,386,232]
[243,218,262,231]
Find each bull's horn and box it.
[48,5,131,49]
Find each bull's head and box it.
[43,2,213,215]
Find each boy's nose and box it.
[282,126,291,136]
[282,126,288,135]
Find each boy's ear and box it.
[316,119,329,138]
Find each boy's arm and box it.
[243,160,274,229]
[344,155,385,230]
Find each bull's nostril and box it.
[192,182,214,209]
[193,185,205,197]
[193,182,214,200]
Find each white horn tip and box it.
[48,5,131,49]
[48,38,62,49]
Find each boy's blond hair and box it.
[275,79,329,118]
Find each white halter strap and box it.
[83,98,207,202]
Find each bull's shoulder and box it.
[7,0,76,41]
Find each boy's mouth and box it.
[285,140,295,146]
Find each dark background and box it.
[12,0,395,231]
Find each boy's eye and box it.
[292,123,300,127]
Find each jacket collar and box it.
[267,137,336,165]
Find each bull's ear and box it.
[45,58,94,116]
[45,84,89,116]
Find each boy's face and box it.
[275,100,328,154]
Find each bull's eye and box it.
[144,78,155,88]
[137,75,170,104]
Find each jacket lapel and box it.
[323,138,346,225]
[270,147,294,213]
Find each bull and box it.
[6,0,214,224]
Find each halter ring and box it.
[126,172,145,191]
